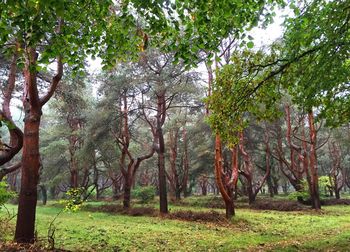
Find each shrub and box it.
[61,187,84,212]
[0,180,16,208]
[288,177,333,202]
[132,186,155,204]
[288,180,309,201]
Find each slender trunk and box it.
[40,185,47,205]
[181,128,189,197]
[308,111,321,210]
[158,148,168,213]
[272,177,279,195]
[156,91,168,214]
[267,175,274,197]
[68,132,79,189]
[201,186,207,196]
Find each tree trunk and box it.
[267,175,274,197]
[225,198,235,219]
[308,111,321,210]
[158,149,168,213]
[335,189,340,200]
[156,90,168,214]
[123,179,132,208]
[247,182,256,204]
[272,177,279,195]
[70,169,78,189]
[214,135,236,218]
[112,181,120,200]
[15,44,63,243]
[15,116,41,243]
[39,185,47,205]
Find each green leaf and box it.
[247,41,254,49]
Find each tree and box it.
[0,1,137,243]
[239,127,271,204]
[0,47,23,175]
[139,50,199,213]
[328,141,344,199]
[0,0,286,242]
[166,113,190,200]
[282,0,350,127]
[207,49,281,217]
[116,88,155,209]
[50,71,89,189]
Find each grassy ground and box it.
[1,197,350,251]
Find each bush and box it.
[288,177,333,202]
[287,180,309,201]
[132,186,155,204]
[0,180,16,208]
[61,187,84,212]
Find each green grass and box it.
[2,200,350,251]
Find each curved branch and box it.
[0,162,21,181]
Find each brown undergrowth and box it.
[0,242,71,252]
[250,199,309,211]
[83,204,157,217]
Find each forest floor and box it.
[1,196,350,251]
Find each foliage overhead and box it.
[282,0,350,126]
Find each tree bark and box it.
[39,185,47,205]
[308,111,321,210]
[123,177,132,208]
[15,44,63,243]
[0,44,23,167]
[15,114,41,242]
[156,91,168,214]
[214,135,236,218]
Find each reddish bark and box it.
[0,44,23,169]
[67,116,83,188]
[307,111,321,210]
[329,141,344,199]
[239,131,270,204]
[274,106,304,196]
[205,62,213,115]
[141,86,168,213]
[166,126,190,200]
[116,91,155,208]
[214,134,238,218]
[15,44,63,243]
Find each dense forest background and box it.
[1,0,350,251]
